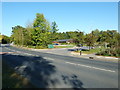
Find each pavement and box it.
[1,45,118,88]
[70,52,119,62]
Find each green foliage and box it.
[1,35,10,44]
[75,47,104,54]
[11,25,26,45]
[0,34,2,43]
[96,48,120,57]
[11,13,52,48]
[31,13,51,47]
[54,45,74,48]
[10,12,119,53]
[84,33,96,50]
[51,21,59,33]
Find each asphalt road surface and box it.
[1,45,118,89]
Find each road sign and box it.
[48,44,54,48]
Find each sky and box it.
[1,2,118,36]
[1,0,119,2]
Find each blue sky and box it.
[2,2,118,36]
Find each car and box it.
[77,44,83,47]
[53,43,59,45]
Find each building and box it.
[52,39,74,44]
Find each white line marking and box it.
[105,57,118,59]
[97,56,118,59]
[43,57,55,61]
[46,52,52,53]
[65,61,115,72]
[4,47,36,56]
[21,52,33,56]
[4,47,116,73]
[65,62,77,65]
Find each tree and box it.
[11,25,25,45]
[24,21,34,46]
[51,21,59,33]
[0,33,2,43]
[1,35,10,44]
[67,30,85,45]
[106,30,118,48]
[97,30,118,48]
[91,29,100,46]
[84,33,96,50]
[32,13,51,47]
[33,13,50,33]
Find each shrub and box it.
[35,46,46,49]
[96,48,120,57]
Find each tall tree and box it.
[32,13,51,47]
[51,21,59,33]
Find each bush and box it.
[96,48,120,57]
[35,46,46,49]
[2,35,10,44]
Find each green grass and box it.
[54,45,74,48]
[2,61,36,88]
[75,47,105,54]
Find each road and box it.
[1,45,118,89]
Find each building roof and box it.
[57,39,73,42]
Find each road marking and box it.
[0,52,16,54]
[97,56,118,59]
[43,57,55,61]
[65,61,116,72]
[4,47,36,56]
[46,52,52,53]
[4,47,116,73]
[21,52,33,56]
[65,62,77,65]
[4,47,16,52]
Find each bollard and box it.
[80,50,82,55]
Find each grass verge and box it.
[75,47,105,54]
[54,45,74,48]
[2,61,36,88]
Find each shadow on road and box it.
[2,53,85,89]
[61,75,85,89]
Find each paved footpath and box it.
[71,52,119,62]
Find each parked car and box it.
[53,43,59,45]
[77,44,83,47]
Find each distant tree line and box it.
[10,13,120,55]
